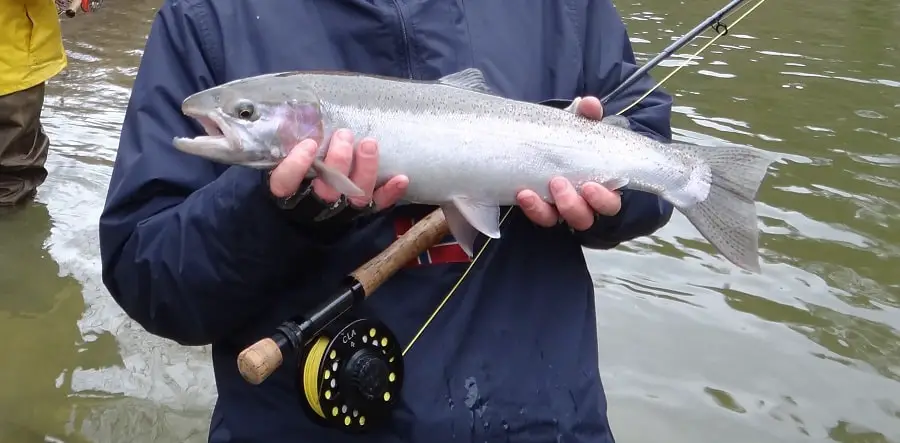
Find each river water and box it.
[0,0,898,442]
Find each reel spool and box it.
[237,208,450,433]
[298,318,404,432]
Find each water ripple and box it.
[3,1,898,442]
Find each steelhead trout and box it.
[172,68,776,272]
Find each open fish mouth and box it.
[173,108,282,169]
[172,109,238,155]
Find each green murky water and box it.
[0,0,897,441]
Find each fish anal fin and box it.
[598,177,629,191]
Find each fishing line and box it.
[303,337,330,419]
[402,209,514,356]
[239,0,769,432]
[617,0,768,116]
[301,325,401,428]
[401,0,768,356]
[238,211,447,431]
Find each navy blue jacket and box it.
[99,1,674,442]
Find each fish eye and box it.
[233,100,257,121]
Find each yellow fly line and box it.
[300,0,770,420]
[402,0,770,357]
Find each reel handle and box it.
[237,208,450,385]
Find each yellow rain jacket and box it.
[0,0,67,96]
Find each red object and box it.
[393,216,470,268]
[80,0,90,12]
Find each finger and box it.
[372,175,409,210]
[582,182,622,216]
[575,96,604,120]
[313,129,354,203]
[347,137,379,208]
[549,177,595,231]
[269,139,317,198]
[517,189,559,228]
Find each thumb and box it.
[575,96,604,120]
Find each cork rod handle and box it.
[350,208,449,295]
[237,337,282,385]
[237,208,449,385]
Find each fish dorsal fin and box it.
[438,68,494,94]
[601,115,631,129]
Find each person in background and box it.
[100,0,675,442]
[0,0,67,208]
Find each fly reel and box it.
[236,208,450,433]
[297,318,404,431]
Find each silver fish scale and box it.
[292,73,698,206]
[175,70,776,271]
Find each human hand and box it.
[268,129,409,213]
[516,96,623,231]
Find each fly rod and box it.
[235,0,760,433]
[601,0,749,106]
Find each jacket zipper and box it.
[390,0,415,79]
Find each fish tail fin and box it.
[668,142,777,273]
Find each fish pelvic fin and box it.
[440,197,502,257]
[668,142,777,273]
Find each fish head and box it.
[172,73,324,169]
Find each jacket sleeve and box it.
[99,0,334,346]
[573,0,676,250]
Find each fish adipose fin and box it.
[310,158,365,197]
[670,143,776,273]
[441,196,502,257]
[438,68,495,94]
[601,115,631,129]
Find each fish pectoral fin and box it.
[438,68,495,94]
[441,203,478,257]
[600,115,631,129]
[598,177,629,191]
[310,158,365,197]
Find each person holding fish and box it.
[99,0,770,442]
